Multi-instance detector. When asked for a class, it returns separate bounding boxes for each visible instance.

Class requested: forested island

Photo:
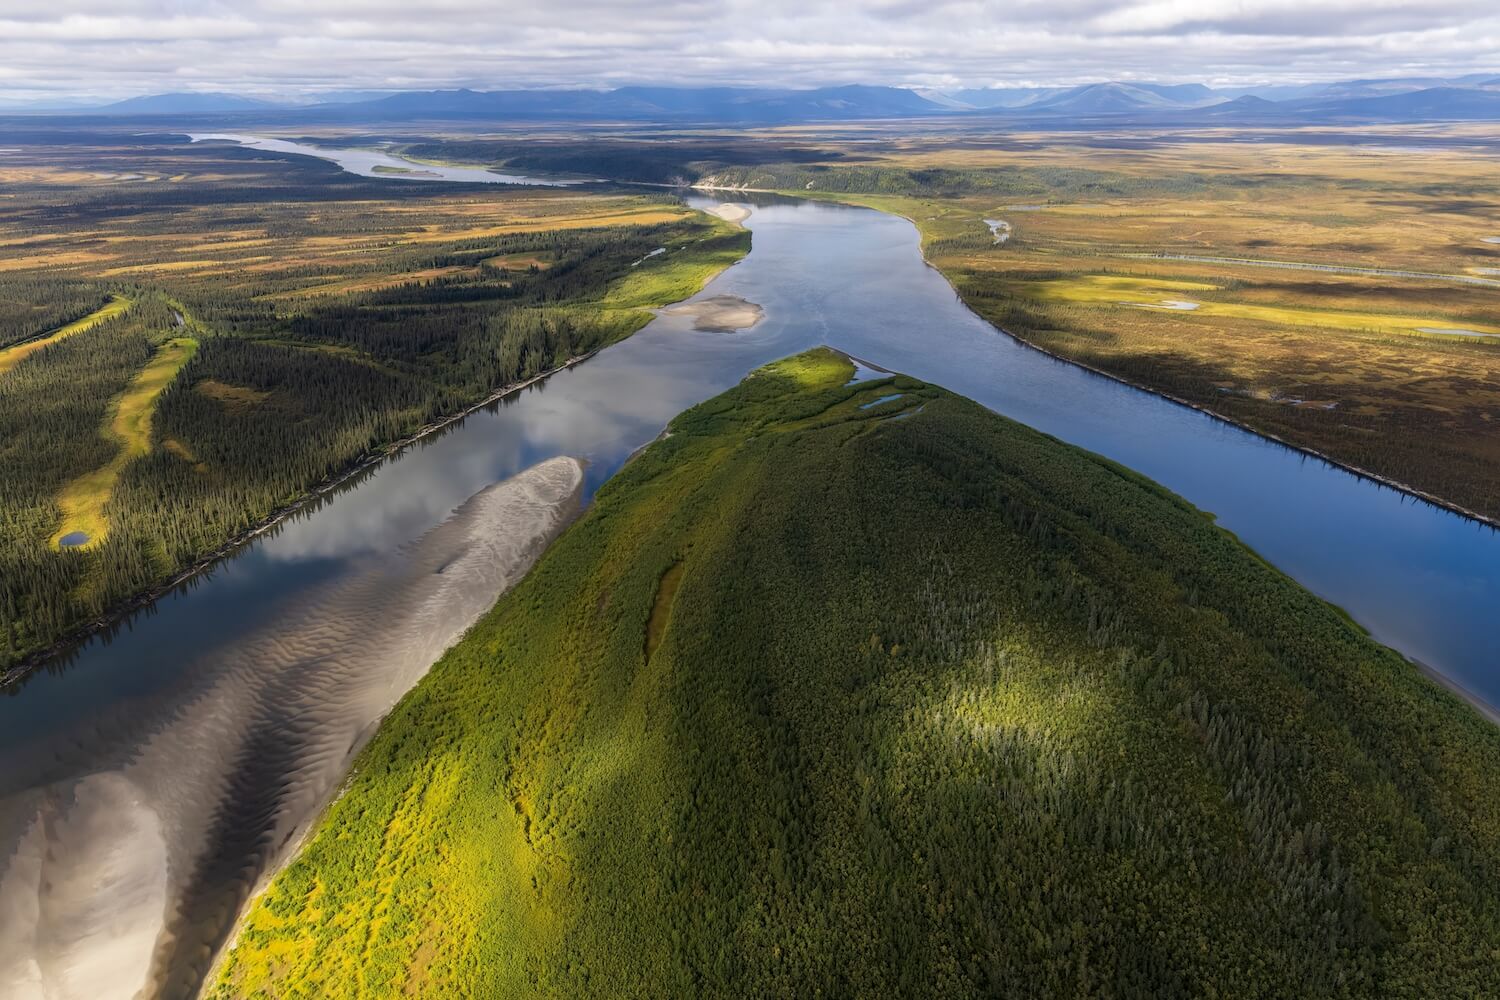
[212,350,1500,998]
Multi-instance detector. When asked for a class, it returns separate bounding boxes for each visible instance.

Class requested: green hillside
[212,349,1500,998]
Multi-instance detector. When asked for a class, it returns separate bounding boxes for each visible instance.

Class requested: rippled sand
[0,457,583,1000]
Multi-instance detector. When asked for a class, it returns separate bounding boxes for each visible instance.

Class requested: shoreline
[1,351,599,690]
[995,329,1500,532]
[856,199,1500,533]
[1412,656,1500,727]
[196,456,587,999]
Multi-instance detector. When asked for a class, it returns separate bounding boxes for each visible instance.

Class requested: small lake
[2,136,1498,1000]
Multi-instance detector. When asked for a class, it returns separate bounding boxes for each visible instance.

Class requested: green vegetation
[0,133,748,670]
[49,332,198,551]
[0,277,115,350]
[214,349,1500,998]
[0,293,132,374]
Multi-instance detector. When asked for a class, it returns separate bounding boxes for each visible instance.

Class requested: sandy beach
[707,202,752,224]
[660,294,765,332]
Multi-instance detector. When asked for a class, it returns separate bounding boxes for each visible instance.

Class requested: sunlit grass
[49,335,198,550]
[1019,273,1500,339]
[601,218,747,312]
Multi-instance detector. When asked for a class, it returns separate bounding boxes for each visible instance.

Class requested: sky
[1,0,1498,103]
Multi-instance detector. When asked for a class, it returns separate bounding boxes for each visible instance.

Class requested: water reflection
[0,460,583,999]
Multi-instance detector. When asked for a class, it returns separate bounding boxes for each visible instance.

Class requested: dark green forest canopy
[214,349,1500,999]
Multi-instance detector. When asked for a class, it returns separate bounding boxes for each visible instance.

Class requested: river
[1,136,1497,999]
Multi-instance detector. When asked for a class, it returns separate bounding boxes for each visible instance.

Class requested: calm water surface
[187,133,586,185]
[2,137,1497,999]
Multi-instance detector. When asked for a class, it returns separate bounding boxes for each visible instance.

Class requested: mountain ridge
[21,73,1500,123]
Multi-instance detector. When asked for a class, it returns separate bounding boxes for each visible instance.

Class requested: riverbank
[0,189,750,689]
[1,457,587,1000]
[806,191,1500,533]
[2,351,590,688]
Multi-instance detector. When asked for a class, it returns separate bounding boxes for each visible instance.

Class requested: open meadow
[0,131,746,671]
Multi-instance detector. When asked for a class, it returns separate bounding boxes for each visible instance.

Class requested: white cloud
[0,0,1496,101]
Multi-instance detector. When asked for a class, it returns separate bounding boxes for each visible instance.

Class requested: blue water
[859,393,905,409]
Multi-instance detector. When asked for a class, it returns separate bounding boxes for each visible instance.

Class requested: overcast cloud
[1,0,1498,101]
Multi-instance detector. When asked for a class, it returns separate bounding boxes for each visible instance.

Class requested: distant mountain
[943,76,1500,122]
[1310,77,1465,100]
[97,92,279,115]
[1199,95,1279,115]
[1297,86,1500,121]
[940,87,1065,109]
[328,85,948,122]
[1021,82,1223,114]
[1221,73,1500,103]
[1214,83,1329,102]
[0,97,98,112]
[1131,82,1221,105]
[17,74,1500,125]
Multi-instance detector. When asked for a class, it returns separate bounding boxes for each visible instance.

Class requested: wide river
[2,137,1497,999]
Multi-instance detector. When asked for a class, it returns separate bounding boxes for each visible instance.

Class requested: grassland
[213,349,1500,998]
[0,131,748,672]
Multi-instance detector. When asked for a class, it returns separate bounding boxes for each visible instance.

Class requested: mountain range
[14,73,1500,123]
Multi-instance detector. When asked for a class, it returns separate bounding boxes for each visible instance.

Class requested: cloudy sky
[2,0,1498,102]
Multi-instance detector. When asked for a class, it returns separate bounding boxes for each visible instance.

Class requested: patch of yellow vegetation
[196,379,270,409]
[1025,274,1500,339]
[267,265,477,301]
[645,562,686,661]
[0,250,114,273]
[51,337,199,550]
[162,437,196,462]
[403,208,692,244]
[0,295,132,375]
[100,259,227,277]
[481,253,553,271]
